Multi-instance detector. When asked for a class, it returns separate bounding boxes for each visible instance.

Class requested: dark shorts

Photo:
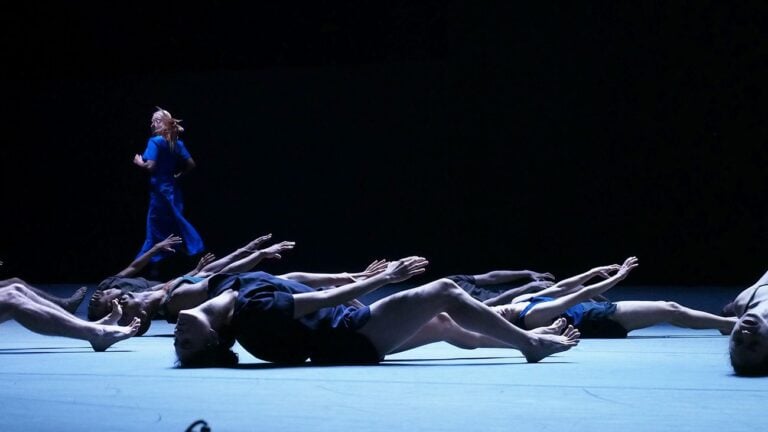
[576,302,628,338]
[447,275,505,302]
[308,306,381,365]
[310,330,383,365]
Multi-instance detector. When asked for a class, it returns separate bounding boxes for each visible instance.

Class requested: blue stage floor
[0,284,763,432]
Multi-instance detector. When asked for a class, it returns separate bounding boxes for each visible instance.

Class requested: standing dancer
[133,107,205,277]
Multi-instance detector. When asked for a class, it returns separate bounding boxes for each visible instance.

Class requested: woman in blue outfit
[173,256,582,367]
[494,257,736,338]
[133,107,205,270]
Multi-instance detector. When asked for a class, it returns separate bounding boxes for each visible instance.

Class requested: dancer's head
[173,294,238,368]
[150,107,184,144]
[87,287,122,321]
[729,307,768,376]
[115,291,161,336]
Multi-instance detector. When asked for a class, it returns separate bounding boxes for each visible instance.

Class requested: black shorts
[446,275,506,302]
[310,331,383,365]
[576,302,628,338]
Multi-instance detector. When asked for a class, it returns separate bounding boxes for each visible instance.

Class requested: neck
[201,291,237,331]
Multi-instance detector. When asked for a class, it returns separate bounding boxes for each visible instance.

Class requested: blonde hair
[151,107,184,153]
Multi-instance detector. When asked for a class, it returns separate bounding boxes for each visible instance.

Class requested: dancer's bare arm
[218,241,296,274]
[292,257,428,318]
[280,259,389,288]
[473,270,554,285]
[523,257,638,327]
[116,235,182,277]
[196,234,275,275]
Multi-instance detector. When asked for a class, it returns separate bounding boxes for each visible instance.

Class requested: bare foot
[90,317,141,352]
[523,326,580,363]
[96,299,122,325]
[64,286,88,314]
[530,317,567,335]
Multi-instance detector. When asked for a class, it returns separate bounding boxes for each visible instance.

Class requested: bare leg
[611,301,737,334]
[0,287,141,351]
[391,314,574,353]
[357,279,579,363]
[391,313,511,353]
[752,269,768,287]
[0,278,86,313]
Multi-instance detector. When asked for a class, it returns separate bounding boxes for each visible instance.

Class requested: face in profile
[117,292,151,335]
[88,288,122,320]
[729,311,768,375]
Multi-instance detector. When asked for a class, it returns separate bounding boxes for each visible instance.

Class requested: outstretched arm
[280,259,389,288]
[116,235,182,277]
[523,257,639,328]
[483,280,554,306]
[292,257,428,318]
[183,253,217,277]
[473,270,554,286]
[514,264,621,303]
[196,234,275,275]
[218,241,296,274]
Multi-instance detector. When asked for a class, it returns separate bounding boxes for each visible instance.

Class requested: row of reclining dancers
[2,107,765,376]
[2,232,766,375]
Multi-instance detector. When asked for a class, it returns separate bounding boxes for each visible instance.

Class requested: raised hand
[592,264,621,278]
[383,256,429,283]
[260,241,296,259]
[155,234,183,253]
[615,256,639,279]
[244,233,273,251]
[355,259,389,280]
[530,271,555,281]
[194,252,216,272]
[133,154,145,166]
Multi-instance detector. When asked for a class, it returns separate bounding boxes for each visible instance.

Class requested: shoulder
[148,136,166,146]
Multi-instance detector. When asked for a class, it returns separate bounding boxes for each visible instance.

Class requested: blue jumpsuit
[136,135,205,263]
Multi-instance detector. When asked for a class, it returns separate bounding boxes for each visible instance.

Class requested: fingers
[254,233,272,244]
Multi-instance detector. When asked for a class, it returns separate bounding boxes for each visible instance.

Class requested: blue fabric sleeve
[142,138,158,161]
[176,139,192,160]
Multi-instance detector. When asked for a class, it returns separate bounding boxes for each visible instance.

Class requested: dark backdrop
[3,2,768,286]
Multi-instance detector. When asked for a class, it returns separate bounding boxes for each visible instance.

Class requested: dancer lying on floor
[720,269,768,376]
[88,233,282,323]
[446,269,556,306]
[112,235,296,335]
[0,283,140,351]
[492,257,736,338]
[172,256,581,367]
[87,233,207,321]
[117,238,389,335]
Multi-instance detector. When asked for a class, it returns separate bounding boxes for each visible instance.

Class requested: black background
[3,1,768,286]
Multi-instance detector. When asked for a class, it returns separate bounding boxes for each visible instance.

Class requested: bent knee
[0,288,29,308]
[432,278,468,300]
[5,284,31,296]
[662,301,683,310]
[1,277,24,286]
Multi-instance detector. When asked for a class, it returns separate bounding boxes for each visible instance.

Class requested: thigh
[611,301,669,331]
[357,279,456,356]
